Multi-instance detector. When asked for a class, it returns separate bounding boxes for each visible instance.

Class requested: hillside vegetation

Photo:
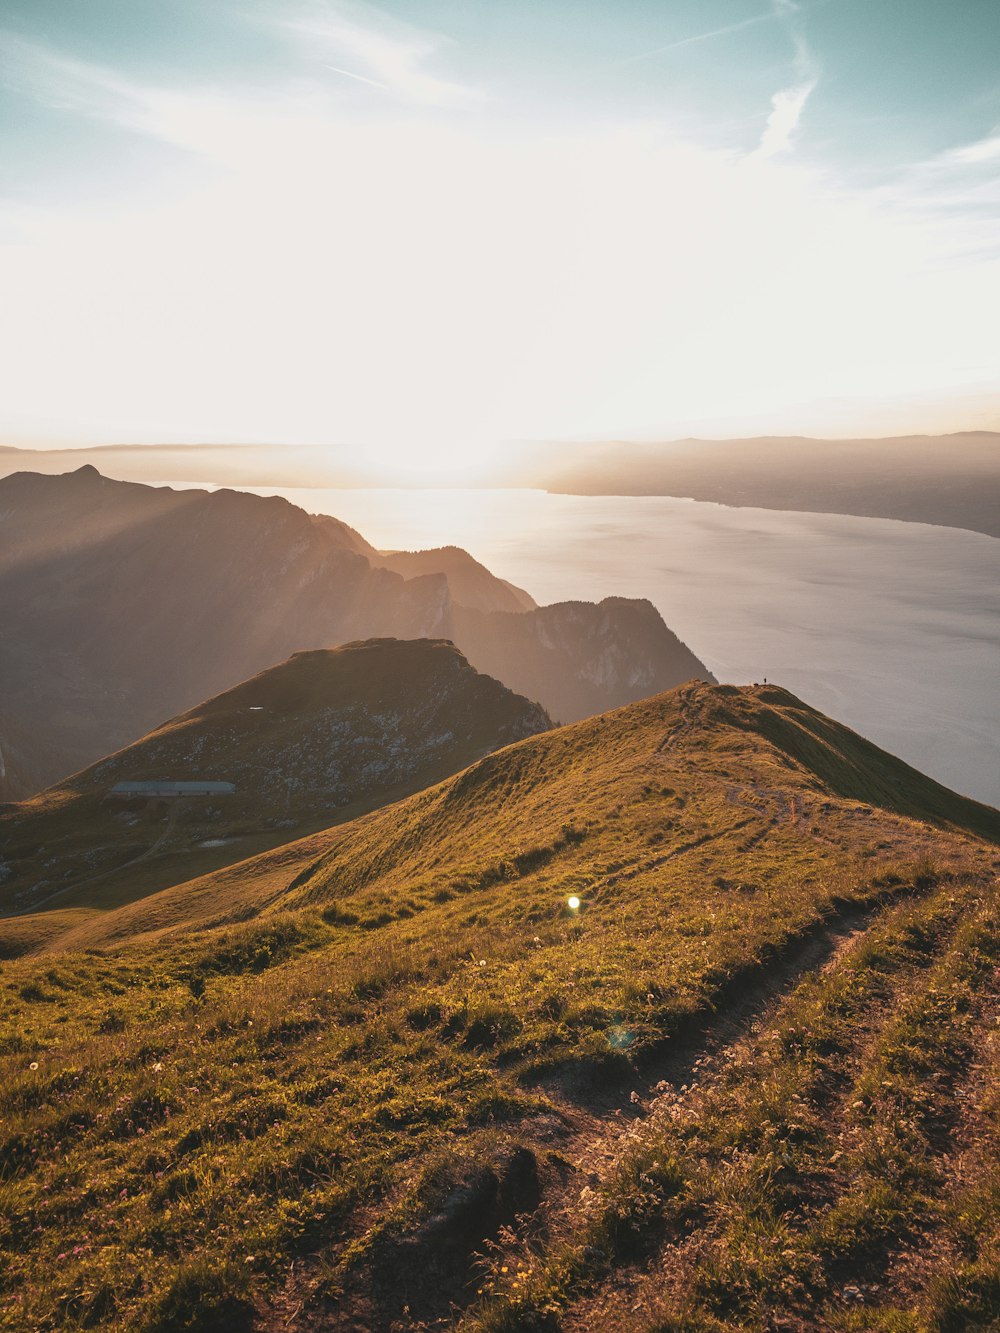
[0,683,997,1331]
[0,639,550,920]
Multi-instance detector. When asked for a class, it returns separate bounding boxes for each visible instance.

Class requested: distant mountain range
[510,430,1000,538]
[3,430,997,535]
[0,466,711,799]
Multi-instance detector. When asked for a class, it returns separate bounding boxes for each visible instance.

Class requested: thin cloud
[751,0,818,158]
[878,129,1000,258]
[946,132,1000,167]
[0,32,240,163]
[278,2,480,107]
[893,128,1000,197]
[617,11,778,65]
[755,77,816,157]
[0,10,478,183]
[0,32,138,122]
[324,63,388,91]
[0,4,482,131]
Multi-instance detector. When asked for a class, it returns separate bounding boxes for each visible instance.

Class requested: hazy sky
[2,0,1000,472]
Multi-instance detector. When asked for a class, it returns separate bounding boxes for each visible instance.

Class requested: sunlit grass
[0,684,997,1328]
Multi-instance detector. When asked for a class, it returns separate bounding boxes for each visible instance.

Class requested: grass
[0,681,997,1329]
[471,877,1000,1331]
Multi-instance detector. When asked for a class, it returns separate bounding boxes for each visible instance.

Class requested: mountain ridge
[3,431,997,535]
[0,468,712,799]
[521,431,1000,537]
[0,638,552,921]
[13,678,996,954]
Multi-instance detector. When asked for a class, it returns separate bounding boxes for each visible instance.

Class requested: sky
[2,0,1000,475]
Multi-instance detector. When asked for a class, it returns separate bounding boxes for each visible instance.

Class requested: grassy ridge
[0,683,997,1329]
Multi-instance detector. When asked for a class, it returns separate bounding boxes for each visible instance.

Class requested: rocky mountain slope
[451,595,706,724]
[1,681,997,1330]
[0,638,550,918]
[375,546,537,614]
[0,467,711,799]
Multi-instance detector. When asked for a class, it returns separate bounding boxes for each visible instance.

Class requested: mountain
[5,433,998,536]
[512,431,1000,537]
[0,442,381,489]
[375,546,537,614]
[2,681,997,1331]
[0,467,711,799]
[0,638,550,918]
[6,432,999,538]
[450,595,708,725]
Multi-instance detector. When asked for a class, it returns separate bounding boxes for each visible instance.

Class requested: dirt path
[530,912,876,1332]
[261,902,880,1333]
[528,903,876,1220]
[656,683,706,753]
[554,893,994,1332]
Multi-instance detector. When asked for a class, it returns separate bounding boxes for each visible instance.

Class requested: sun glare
[2,101,997,461]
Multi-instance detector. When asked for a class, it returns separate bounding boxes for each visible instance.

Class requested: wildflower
[152,1062,163,1072]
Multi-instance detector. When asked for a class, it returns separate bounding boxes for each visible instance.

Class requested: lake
[236,487,998,807]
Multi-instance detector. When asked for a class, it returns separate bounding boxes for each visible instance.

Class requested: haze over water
[238,486,1000,807]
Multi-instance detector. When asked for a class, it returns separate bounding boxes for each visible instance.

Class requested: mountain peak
[0,639,552,915]
[197,637,512,718]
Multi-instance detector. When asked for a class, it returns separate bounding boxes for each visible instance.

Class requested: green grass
[0,682,997,1329]
[472,877,1000,1331]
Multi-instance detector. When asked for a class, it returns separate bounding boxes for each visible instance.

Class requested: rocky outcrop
[450,596,712,724]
